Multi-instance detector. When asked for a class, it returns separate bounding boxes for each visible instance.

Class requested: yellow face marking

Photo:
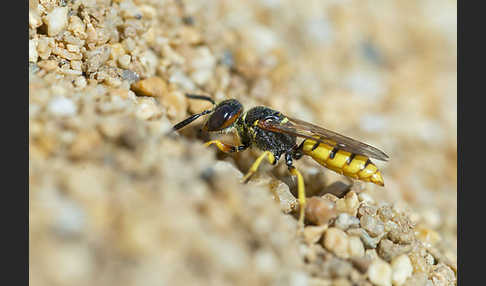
[281,117,289,124]
[253,120,259,126]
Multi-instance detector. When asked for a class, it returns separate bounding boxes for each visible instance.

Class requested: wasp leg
[205,140,248,153]
[241,151,276,183]
[286,153,306,228]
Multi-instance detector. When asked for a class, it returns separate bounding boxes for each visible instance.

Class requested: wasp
[171,94,389,226]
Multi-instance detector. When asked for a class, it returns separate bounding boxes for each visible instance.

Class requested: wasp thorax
[204,99,243,132]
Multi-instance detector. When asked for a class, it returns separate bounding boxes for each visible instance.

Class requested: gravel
[29,0,456,285]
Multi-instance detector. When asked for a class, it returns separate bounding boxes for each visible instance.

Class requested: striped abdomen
[301,139,384,186]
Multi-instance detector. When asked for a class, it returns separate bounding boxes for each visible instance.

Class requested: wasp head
[203,99,243,132]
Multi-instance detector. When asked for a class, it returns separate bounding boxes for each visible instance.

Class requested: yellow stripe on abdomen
[301,139,384,186]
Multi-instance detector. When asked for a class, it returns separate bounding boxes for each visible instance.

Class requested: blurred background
[30,0,456,285]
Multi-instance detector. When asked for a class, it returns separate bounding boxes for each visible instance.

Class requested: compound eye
[205,100,242,131]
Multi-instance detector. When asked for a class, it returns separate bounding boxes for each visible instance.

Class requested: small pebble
[85,46,111,73]
[335,191,359,216]
[190,46,216,85]
[29,10,43,29]
[377,206,394,222]
[348,236,365,258]
[44,7,68,36]
[347,228,382,249]
[334,213,360,230]
[328,257,353,278]
[47,97,77,117]
[358,204,378,218]
[69,130,102,159]
[139,50,159,76]
[377,239,412,262]
[391,254,413,286]
[350,256,372,274]
[332,278,352,286]
[321,193,339,203]
[68,15,86,38]
[402,273,431,286]
[109,43,125,60]
[131,76,168,98]
[408,251,430,274]
[269,179,296,214]
[388,228,415,245]
[70,60,82,71]
[323,227,349,259]
[36,36,54,60]
[360,215,385,237]
[29,39,38,63]
[118,54,132,69]
[303,225,328,245]
[430,263,456,286]
[368,259,392,286]
[135,97,161,120]
[305,196,337,225]
[365,249,379,260]
[358,192,375,204]
[53,199,86,237]
[122,70,140,83]
[159,90,187,121]
[415,227,441,247]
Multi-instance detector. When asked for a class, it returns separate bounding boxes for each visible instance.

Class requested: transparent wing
[257,115,389,161]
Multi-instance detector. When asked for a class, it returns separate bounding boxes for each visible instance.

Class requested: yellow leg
[241,151,275,183]
[204,140,234,153]
[288,166,306,227]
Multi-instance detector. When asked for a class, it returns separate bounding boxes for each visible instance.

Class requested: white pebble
[391,254,413,286]
[139,50,158,75]
[118,54,131,69]
[135,98,161,120]
[368,259,392,286]
[335,213,360,230]
[48,97,77,117]
[29,39,38,63]
[348,236,365,258]
[323,227,349,259]
[55,200,86,236]
[336,191,360,216]
[169,69,195,90]
[44,7,68,36]
[358,192,375,204]
[190,47,216,85]
[29,10,43,29]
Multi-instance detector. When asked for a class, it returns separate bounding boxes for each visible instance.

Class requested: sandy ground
[29,0,456,285]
